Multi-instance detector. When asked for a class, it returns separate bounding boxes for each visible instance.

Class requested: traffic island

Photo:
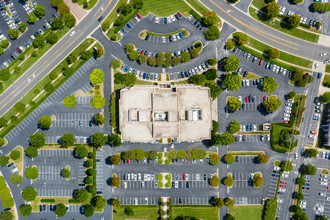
[157,173,172,189]
[253,172,263,188]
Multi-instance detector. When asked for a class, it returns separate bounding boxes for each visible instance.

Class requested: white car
[327,197,330,201]
[145,197,148,204]
[286,103,292,107]
[70,31,76,36]
[315,63,319,69]
[321,182,327,185]
[155,17,159,23]
[283,117,290,121]
[124,181,127,189]
[313,113,320,117]
[320,192,326,196]
[31,35,35,40]
[285,110,291,114]
[279,188,286,192]
[170,15,175,22]
[162,36,165,43]
[284,113,290,117]
[134,16,140,22]
[253,125,257,131]
[167,17,171,23]
[134,198,138,205]
[238,96,242,102]
[127,174,130,181]
[285,106,292,110]
[308,135,314,139]
[246,80,250,86]
[175,181,178,188]
[188,15,193,20]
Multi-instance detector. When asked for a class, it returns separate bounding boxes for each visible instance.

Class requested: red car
[136,13,141,19]
[141,50,144,54]
[16,47,21,53]
[127,159,130,164]
[310,131,317,134]
[283,181,287,184]
[259,59,263,66]
[283,121,289,124]
[182,173,185,180]
[283,185,286,188]
[263,96,267,101]
[280,185,283,187]
[245,96,248,102]
[177,11,182,17]
[280,181,283,184]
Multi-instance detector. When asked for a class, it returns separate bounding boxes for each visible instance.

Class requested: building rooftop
[119,85,212,143]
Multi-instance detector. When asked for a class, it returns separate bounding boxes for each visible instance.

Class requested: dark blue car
[179,32,184,39]
[184,72,189,77]
[164,17,167,24]
[126,24,131,29]
[143,73,146,79]
[124,66,129,72]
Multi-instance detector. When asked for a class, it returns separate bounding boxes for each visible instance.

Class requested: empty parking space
[235,134,269,143]
[37,165,65,181]
[39,149,73,158]
[96,149,104,192]
[37,188,73,197]
[52,113,94,128]
[235,156,254,164]
[232,172,251,189]
[233,196,263,205]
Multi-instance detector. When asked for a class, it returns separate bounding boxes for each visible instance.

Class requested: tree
[225,214,235,220]
[33,4,46,17]
[295,192,304,200]
[287,91,296,99]
[27,13,37,23]
[169,150,178,160]
[147,56,156,66]
[110,154,121,165]
[58,1,70,15]
[265,2,279,18]
[111,176,121,187]
[101,20,110,32]
[181,52,191,63]
[19,23,27,33]
[55,203,67,217]
[138,54,147,64]
[61,168,70,178]
[46,31,58,44]
[315,216,329,220]
[117,4,132,15]
[0,40,9,49]
[63,13,76,28]
[205,25,220,40]
[44,82,54,93]
[84,204,94,217]
[50,0,63,7]
[189,74,206,85]
[22,187,37,201]
[96,48,104,58]
[319,92,330,103]
[279,160,293,172]
[223,73,241,91]
[63,95,77,108]
[76,146,88,158]
[229,119,240,133]
[233,32,248,45]
[124,43,135,53]
[213,197,224,207]
[85,160,93,168]
[224,175,234,187]
[91,195,107,209]
[223,56,240,72]
[0,156,9,166]
[224,153,235,164]
[0,211,13,220]
[108,134,122,146]
[111,59,121,69]
[92,132,107,148]
[91,96,106,108]
[253,174,263,187]
[52,17,64,30]
[25,166,39,179]
[263,96,281,112]
[266,48,280,59]
[263,76,278,93]
[25,146,38,158]
[204,68,217,80]
[190,48,199,59]
[202,11,217,26]
[94,114,106,125]
[305,148,318,158]
[132,0,143,9]
[313,2,330,12]
[20,204,32,217]
[0,68,10,81]
[227,97,241,111]
[225,198,234,207]
[0,137,5,146]
[287,14,300,29]
[10,174,23,185]
[112,198,121,208]
[29,132,45,148]
[33,35,45,48]
[297,176,306,186]
[208,153,219,166]
[60,133,75,147]
[222,132,235,145]
[293,0,303,3]
[128,50,139,61]
[226,39,236,50]
[13,102,25,114]
[177,150,186,159]
[210,175,220,187]
[258,154,269,163]
[301,163,317,175]
[38,116,52,129]
[67,53,77,64]
[124,206,134,216]
[74,189,88,202]
[9,150,20,161]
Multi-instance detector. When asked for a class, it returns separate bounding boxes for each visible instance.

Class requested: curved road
[201,0,330,61]
[0,0,118,118]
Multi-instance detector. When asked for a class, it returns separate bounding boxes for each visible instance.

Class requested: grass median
[229,205,263,220]
[139,0,191,17]
[0,38,98,138]
[76,0,98,10]
[326,65,330,73]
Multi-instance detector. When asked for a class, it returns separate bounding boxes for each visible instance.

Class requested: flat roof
[119,85,212,143]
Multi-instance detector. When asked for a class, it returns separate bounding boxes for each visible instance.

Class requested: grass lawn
[249,8,319,43]
[231,151,263,156]
[186,0,208,14]
[274,160,281,166]
[172,206,219,220]
[251,0,267,9]
[270,123,293,153]
[146,28,187,36]
[321,169,329,175]
[139,0,191,17]
[8,146,23,175]
[326,65,330,73]
[247,37,313,68]
[113,206,159,220]
[229,205,263,220]
[322,74,330,87]
[174,79,189,84]
[76,0,98,9]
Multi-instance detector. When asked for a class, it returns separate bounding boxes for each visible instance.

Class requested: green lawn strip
[274,160,280,166]
[113,205,159,220]
[172,206,219,220]
[275,171,282,199]
[0,39,97,138]
[229,205,263,220]
[76,0,98,9]
[237,44,306,72]
[146,28,185,36]
[270,123,292,153]
[249,8,319,43]
[185,0,208,14]
[0,176,14,209]
[139,0,191,17]
[113,9,139,34]
[1,28,69,95]
[326,65,330,73]
[174,79,189,84]
[247,37,313,68]
[103,0,127,32]
[251,0,267,9]
[230,151,263,156]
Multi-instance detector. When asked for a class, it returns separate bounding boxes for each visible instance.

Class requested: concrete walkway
[64,0,87,21]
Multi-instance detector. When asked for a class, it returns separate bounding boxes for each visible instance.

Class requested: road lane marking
[97,0,114,19]
[0,31,84,112]
[208,0,298,50]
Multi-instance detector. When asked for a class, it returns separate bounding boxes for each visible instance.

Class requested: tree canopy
[229,119,240,133]
[213,197,224,207]
[108,134,122,146]
[223,55,240,72]
[74,189,89,202]
[224,175,234,187]
[76,146,88,158]
[233,32,248,45]
[89,69,104,84]
[263,96,281,112]
[10,174,23,185]
[319,92,330,103]
[279,160,293,172]
[266,48,280,59]
[39,116,52,129]
[61,133,75,147]
[227,97,241,111]
[202,11,217,26]
[263,76,278,93]
[204,26,220,40]
[33,4,46,17]
[84,204,95,217]
[25,166,39,180]
[301,163,317,175]
[92,132,107,148]
[225,198,234,207]
[25,146,38,158]
[210,175,220,187]
[223,73,241,91]
[287,15,300,28]
[29,132,46,148]
[63,95,77,108]
[55,203,67,217]
[22,187,37,201]
[305,149,318,158]
[90,96,106,108]
[265,2,280,18]
[224,153,235,164]
[91,195,107,209]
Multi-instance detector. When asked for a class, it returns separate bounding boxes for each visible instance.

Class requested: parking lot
[38,204,83,213]
[52,112,95,128]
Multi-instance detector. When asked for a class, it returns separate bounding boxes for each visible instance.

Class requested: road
[0,0,118,118]
[201,0,330,61]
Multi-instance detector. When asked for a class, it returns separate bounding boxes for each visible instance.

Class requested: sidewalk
[64,0,87,21]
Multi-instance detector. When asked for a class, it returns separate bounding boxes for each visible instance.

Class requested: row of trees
[291,70,313,87]
[114,72,137,87]
[202,11,221,40]
[224,153,269,164]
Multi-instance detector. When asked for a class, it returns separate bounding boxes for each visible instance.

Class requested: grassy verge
[0,39,99,138]
[326,65,330,73]
[113,205,159,220]
[274,160,280,166]
[139,0,191,17]
[173,206,219,220]
[229,205,263,220]
[174,79,189,84]
[76,0,98,9]
[1,28,69,95]
[249,8,319,43]
[275,171,282,199]
[185,0,208,14]
[145,28,187,36]
[324,75,330,87]
[247,37,313,68]
[230,151,263,156]
[8,146,23,175]
[251,0,267,9]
